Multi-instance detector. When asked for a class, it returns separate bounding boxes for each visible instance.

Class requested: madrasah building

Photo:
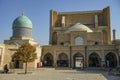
[0,6,120,69]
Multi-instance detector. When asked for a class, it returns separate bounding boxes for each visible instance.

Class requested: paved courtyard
[0,68,120,80]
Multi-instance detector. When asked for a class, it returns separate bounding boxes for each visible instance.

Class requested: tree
[12,43,37,74]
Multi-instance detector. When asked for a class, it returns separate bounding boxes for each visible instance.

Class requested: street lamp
[85,45,87,68]
[70,46,72,68]
[0,47,3,66]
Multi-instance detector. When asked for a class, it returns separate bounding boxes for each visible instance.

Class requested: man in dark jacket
[4,64,9,73]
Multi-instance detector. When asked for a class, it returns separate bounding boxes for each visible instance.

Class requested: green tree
[12,43,37,74]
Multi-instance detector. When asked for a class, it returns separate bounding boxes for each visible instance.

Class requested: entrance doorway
[11,58,23,69]
[89,53,101,67]
[43,53,53,67]
[14,60,19,68]
[73,53,84,69]
[57,53,68,67]
[105,52,117,67]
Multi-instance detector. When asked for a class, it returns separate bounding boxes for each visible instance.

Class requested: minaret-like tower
[113,29,116,41]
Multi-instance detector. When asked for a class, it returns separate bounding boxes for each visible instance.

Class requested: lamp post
[115,45,120,67]
[0,47,3,66]
[85,45,87,68]
[70,46,72,68]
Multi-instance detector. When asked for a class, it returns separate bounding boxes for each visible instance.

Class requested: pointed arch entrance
[73,53,84,69]
[43,53,53,67]
[89,53,101,67]
[57,53,68,67]
[105,52,117,67]
[10,58,23,69]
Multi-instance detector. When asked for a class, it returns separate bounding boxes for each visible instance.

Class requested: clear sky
[0,0,120,45]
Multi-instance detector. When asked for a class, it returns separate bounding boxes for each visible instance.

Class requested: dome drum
[13,27,32,38]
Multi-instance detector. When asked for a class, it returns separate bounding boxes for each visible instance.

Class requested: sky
[0,0,120,45]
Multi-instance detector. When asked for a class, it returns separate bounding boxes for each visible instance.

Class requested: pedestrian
[4,64,9,73]
[44,60,47,66]
[106,60,109,67]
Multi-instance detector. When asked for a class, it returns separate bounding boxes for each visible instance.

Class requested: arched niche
[89,53,101,67]
[57,53,68,67]
[43,53,53,67]
[105,52,117,67]
[75,36,83,45]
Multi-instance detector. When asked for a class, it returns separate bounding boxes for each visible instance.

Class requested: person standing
[4,64,9,73]
[106,60,109,67]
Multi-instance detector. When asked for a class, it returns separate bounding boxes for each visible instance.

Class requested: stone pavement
[0,68,120,80]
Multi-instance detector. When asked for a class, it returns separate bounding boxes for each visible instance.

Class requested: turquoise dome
[13,15,32,28]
